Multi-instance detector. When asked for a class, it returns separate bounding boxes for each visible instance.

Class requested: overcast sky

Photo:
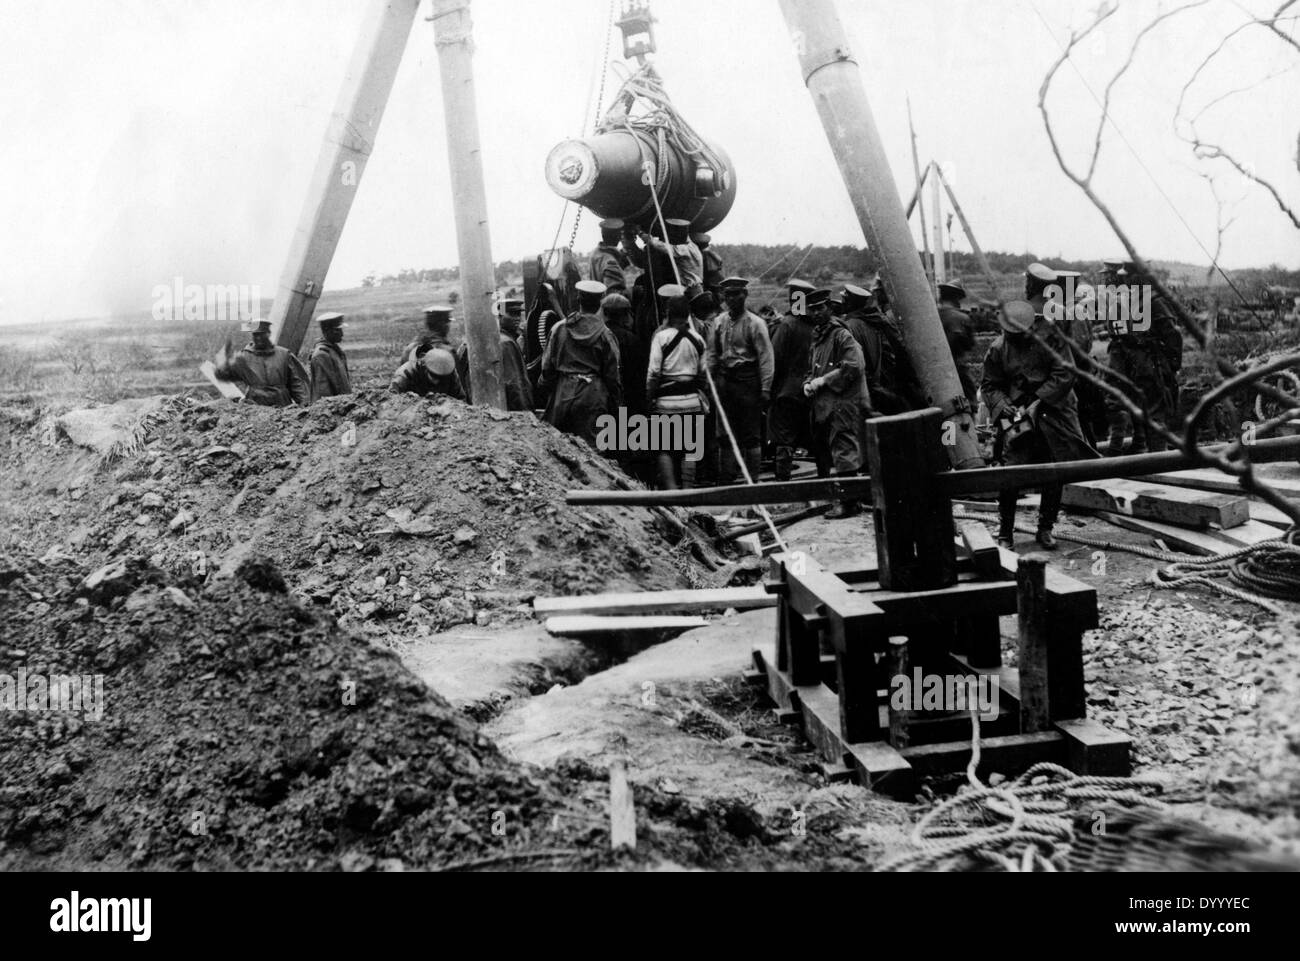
[0,0,1295,325]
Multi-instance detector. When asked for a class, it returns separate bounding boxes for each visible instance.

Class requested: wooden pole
[777,0,981,469]
[930,162,947,285]
[432,0,506,410]
[903,160,929,221]
[270,0,422,353]
[566,434,1300,507]
[933,163,1002,308]
[907,97,935,296]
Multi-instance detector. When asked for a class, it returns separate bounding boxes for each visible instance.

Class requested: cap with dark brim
[720,277,750,290]
[599,219,624,231]
[657,284,686,299]
[786,278,815,294]
[241,319,273,333]
[576,280,608,297]
[423,305,453,317]
[316,312,346,328]
[937,282,967,299]
[805,289,833,308]
[1026,263,1058,283]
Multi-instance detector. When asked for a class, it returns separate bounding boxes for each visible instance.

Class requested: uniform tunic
[538,312,622,448]
[309,340,351,403]
[218,344,309,407]
[768,313,816,455]
[806,320,870,477]
[589,245,628,293]
[708,308,775,452]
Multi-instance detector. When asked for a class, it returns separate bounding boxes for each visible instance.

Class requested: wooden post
[930,161,946,285]
[432,0,506,410]
[907,99,935,296]
[835,631,880,744]
[609,759,636,851]
[933,163,1002,312]
[1016,556,1051,733]
[886,635,910,749]
[270,0,422,353]
[866,408,957,592]
[777,0,982,469]
[790,610,827,687]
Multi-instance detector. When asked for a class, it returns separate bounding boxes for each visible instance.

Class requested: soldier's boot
[997,490,1018,549]
[773,446,795,482]
[744,447,762,484]
[1037,484,1062,550]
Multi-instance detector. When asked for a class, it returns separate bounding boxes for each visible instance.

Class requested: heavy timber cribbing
[566,433,1300,508]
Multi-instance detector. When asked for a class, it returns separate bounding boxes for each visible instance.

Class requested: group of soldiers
[982,258,1183,549]
[212,227,1184,545]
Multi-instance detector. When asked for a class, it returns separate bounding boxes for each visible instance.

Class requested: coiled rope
[881,713,1168,872]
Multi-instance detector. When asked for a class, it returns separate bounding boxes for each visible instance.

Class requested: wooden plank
[1062,478,1249,530]
[608,759,636,851]
[1016,557,1051,734]
[1137,468,1300,498]
[845,742,915,797]
[900,731,1064,777]
[960,523,1003,580]
[1211,519,1284,549]
[544,615,707,636]
[534,586,775,617]
[1054,719,1131,777]
[1249,500,1296,529]
[1095,511,1239,556]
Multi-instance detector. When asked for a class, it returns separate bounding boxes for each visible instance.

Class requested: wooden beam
[1136,467,1300,498]
[567,437,1300,507]
[1016,556,1051,734]
[1054,719,1131,777]
[900,731,1065,777]
[1096,511,1241,556]
[534,586,775,618]
[960,522,1003,580]
[544,615,708,636]
[1210,519,1285,549]
[1062,478,1250,530]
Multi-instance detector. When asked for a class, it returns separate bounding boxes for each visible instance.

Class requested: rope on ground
[881,710,1168,872]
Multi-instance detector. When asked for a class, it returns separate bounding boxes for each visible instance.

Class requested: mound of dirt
[0,390,705,644]
[0,549,607,870]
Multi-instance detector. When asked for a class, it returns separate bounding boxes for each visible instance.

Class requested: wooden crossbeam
[544,615,708,636]
[534,586,775,618]
[1062,478,1249,530]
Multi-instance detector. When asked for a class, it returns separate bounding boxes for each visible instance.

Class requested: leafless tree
[1036,0,1300,525]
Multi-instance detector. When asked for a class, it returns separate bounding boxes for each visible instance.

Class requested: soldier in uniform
[309,312,351,403]
[214,318,310,407]
[623,221,676,343]
[804,289,872,518]
[390,340,464,399]
[403,305,457,364]
[590,219,629,294]
[708,277,774,484]
[843,283,918,414]
[768,281,818,481]
[646,291,710,490]
[694,233,724,300]
[539,280,622,448]
[642,218,703,289]
[937,281,977,408]
[982,301,1098,550]
[456,299,533,411]
[1101,261,1181,454]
